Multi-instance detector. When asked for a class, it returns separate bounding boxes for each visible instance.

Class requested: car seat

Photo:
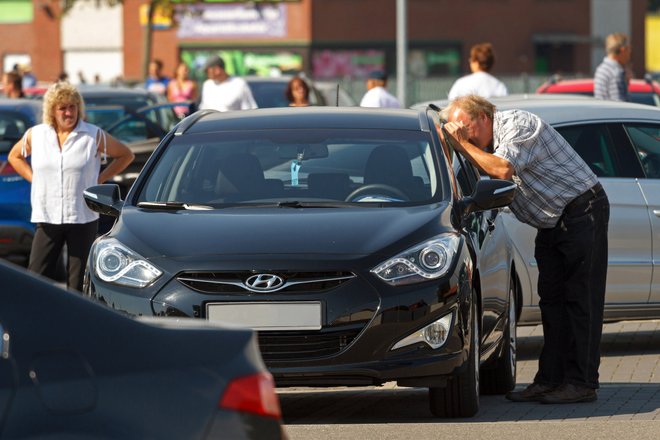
[2,122,20,140]
[215,153,282,201]
[363,145,426,200]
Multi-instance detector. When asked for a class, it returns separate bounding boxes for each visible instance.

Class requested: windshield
[136,129,444,206]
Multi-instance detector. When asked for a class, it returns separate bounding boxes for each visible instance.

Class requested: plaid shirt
[492,110,598,229]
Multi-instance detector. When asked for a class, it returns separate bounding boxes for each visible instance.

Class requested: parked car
[0,260,286,438]
[80,85,168,129]
[82,106,518,418]
[414,95,660,325]
[86,102,192,196]
[314,81,357,106]
[536,76,660,107]
[245,75,327,107]
[0,98,42,267]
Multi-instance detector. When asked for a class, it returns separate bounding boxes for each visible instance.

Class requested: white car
[414,95,660,325]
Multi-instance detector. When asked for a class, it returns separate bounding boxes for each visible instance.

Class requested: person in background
[145,58,170,96]
[285,76,310,107]
[360,70,401,108]
[7,82,134,291]
[57,71,69,83]
[167,62,198,118]
[440,94,609,404]
[199,55,257,112]
[448,42,508,100]
[594,32,631,101]
[20,64,37,89]
[2,71,25,98]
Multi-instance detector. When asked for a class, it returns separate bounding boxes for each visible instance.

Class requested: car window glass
[630,93,660,107]
[137,129,443,205]
[85,108,126,130]
[556,124,643,178]
[0,112,29,153]
[624,124,660,178]
[109,118,149,143]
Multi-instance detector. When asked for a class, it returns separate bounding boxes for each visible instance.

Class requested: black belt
[565,182,603,212]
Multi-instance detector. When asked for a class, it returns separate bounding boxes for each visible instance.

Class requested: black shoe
[538,383,597,404]
[505,383,556,402]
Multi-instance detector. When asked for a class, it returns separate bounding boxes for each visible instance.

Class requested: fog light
[391,312,454,351]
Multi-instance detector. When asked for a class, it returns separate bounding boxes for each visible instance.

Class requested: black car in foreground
[83,107,518,417]
[0,261,285,439]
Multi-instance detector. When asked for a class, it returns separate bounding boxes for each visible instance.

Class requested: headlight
[371,234,460,286]
[93,238,162,288]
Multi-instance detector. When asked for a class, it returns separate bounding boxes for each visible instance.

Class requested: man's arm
[439,122,515,180]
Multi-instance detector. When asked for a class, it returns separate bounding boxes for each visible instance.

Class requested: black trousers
[28,221,98,292]
[533,186,610,389]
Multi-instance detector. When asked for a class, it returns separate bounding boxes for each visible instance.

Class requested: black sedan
[0,260,286,438]
[83,106,518,418]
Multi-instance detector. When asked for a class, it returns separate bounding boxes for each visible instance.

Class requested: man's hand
[444,121,469,148]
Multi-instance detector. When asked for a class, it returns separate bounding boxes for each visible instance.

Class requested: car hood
[112,204,452,260]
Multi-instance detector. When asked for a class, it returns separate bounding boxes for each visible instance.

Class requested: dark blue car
[0,98,41,267]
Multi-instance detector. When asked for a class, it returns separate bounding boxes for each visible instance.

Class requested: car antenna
[335,84,339,106]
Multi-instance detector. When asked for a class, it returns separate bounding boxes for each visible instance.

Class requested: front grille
[177,270,355,294]
[258,324,363,362]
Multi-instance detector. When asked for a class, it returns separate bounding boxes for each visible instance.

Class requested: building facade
[0,0,647,87]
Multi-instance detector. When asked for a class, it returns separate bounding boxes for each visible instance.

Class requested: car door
[622,122,660,303]
[452,153,510,346]
[556,122,651,305]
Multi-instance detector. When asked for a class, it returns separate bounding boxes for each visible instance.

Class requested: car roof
[411,94,660,125]
[0,98,43,121]
[489,95,660,125]
[181,106,430,134]
[411,93,594,110]
[78,85,156,97]
[538,78,660,93]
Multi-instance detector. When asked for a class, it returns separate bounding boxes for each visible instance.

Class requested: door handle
[486,218,496,232]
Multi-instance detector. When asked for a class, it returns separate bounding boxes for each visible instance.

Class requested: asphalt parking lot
[279,320,660,439]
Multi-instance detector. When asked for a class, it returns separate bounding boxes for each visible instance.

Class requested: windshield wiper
[277,201,348,208]
[137,201,213,211]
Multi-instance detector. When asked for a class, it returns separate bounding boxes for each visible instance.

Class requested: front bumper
[85,257,473,387]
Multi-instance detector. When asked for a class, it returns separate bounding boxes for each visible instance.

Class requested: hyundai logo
[244,274,285,292]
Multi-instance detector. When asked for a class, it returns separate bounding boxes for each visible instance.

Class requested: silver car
[416,96,660,325]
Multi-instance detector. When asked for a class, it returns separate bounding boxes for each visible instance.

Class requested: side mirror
[83,184,124,218]
[460,178,517,217]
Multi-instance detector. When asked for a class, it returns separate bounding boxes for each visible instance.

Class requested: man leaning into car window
[439,94,610,404]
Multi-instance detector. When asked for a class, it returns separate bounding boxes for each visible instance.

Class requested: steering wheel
[345,183,409,202]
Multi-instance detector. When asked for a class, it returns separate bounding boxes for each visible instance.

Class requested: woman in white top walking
[448,42,508,101]
[8,81,134,291]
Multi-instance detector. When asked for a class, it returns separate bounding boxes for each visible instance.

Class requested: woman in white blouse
[8,81,134,291]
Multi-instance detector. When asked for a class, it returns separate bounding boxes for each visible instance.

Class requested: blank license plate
[206,301,322,330]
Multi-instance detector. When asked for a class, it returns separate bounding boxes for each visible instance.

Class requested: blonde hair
[42,81,85,127]
[605,33,629,55]
[443,94,496,121]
